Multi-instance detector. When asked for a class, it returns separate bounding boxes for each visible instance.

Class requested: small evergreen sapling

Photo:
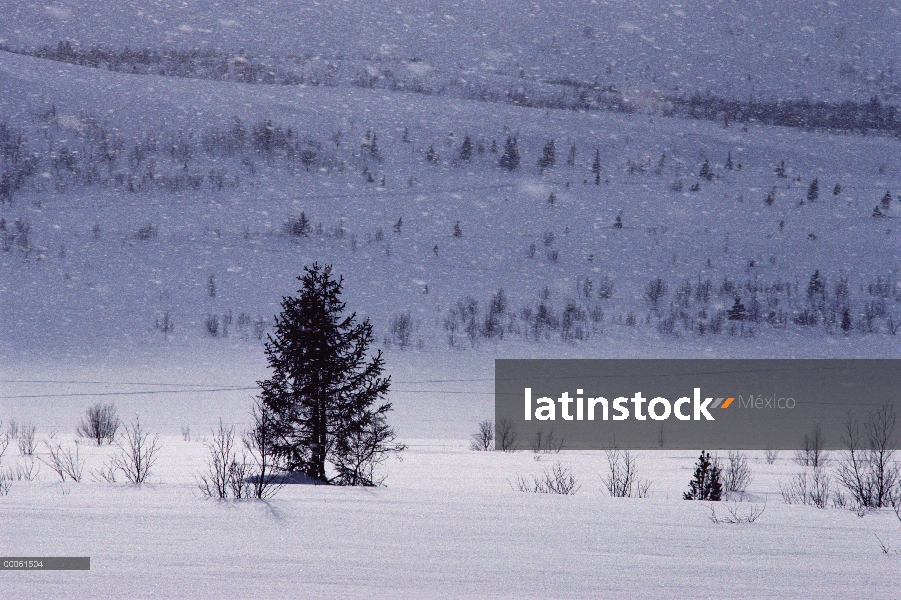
[684,451,723,501]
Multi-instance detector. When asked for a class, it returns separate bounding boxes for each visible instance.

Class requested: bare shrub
[40,441,84,483]
[795,423,826,467]
[76,403,120,445]
[0,475,9,496]
[198,420,250,499]
[779,467,832,508]
[181,425,191,442]
[603,446,650,498]
[330,414,405,487]
[111,416,160,484]
[470,420,494,451]
[529,427,563,453]
[835,406,899,508]
[722,451,752,493]
[0,426,8,463]
[514,463,579,495]
[496,418,519,452]
[242,399,284,499]
[5,457,40,481]
[16,422,37,456]
[708,500,766,524]
[389,312,413,349]
[90,462,118,483]
[764,448,780,464]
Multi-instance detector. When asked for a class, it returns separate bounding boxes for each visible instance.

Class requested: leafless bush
[795,423,827,467]
[241,399,284,499]
[779,467,832,508]
[0,475,9,496]
[0,427,8,463]
[181,426,191,442]
[722,451,752,493]
[764,448,780,464]
[76,402,120,445]
[40,441,84,483]
[4,457,40,481]
[514,463,579,495]
[470,420,494,451]
[603,446,650,498]
[198,420,249,499]
[90,462,118,483]
[529,427,563,453]
[496,418,519,452]
[111,416,160,484]
[16,422,36,456]
[708,500,766,524]
[835,406,899,508]
[389,312,413,349]
[330,414,405,487]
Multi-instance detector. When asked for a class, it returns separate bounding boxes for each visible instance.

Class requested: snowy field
[1,437,900,598]
[2,1,901,597]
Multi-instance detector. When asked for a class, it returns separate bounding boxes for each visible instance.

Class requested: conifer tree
[727,298,747,321]
[683,451,723,500]
[499,137,520,171]
[460,135,473,161]
[807,178,819,203]
[257,264,402,485]
[537,139,555,169]
[881,190,891,210]
[592,149,601,185]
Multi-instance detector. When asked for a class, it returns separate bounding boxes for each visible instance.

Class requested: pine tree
[426,145,438,163]
[775,160,787,178]
[592,149,601,185]
[683,451,723,501]
[881,190,891,210]
[460,135,473,161]
[727,298,747,321]
[700,159,713,181]
[369,132,379,158]
[499,137,520,171]
[725,150,733,170]
[537,139,555,169]
[807,178,819,203]
[841,308,852,332]
[807,270,825,300]
[833,183,841,196]
[257,264,403,485]
[567,144,576,166]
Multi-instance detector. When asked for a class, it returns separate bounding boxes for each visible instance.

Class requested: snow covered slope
[2,0,901,103]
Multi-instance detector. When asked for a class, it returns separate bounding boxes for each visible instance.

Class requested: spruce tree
[881,190,891,210]
[683,451,723,500]
[258,264,402,485]
[537,139,555,169]
[460,135,473,161]
[807,178,819,203]
[727,298,747,321]
[592,149,601,185]
[499,137,520,171]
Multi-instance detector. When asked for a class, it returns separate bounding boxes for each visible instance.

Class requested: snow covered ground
[2,438,900,598]
[2,1,901,597]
